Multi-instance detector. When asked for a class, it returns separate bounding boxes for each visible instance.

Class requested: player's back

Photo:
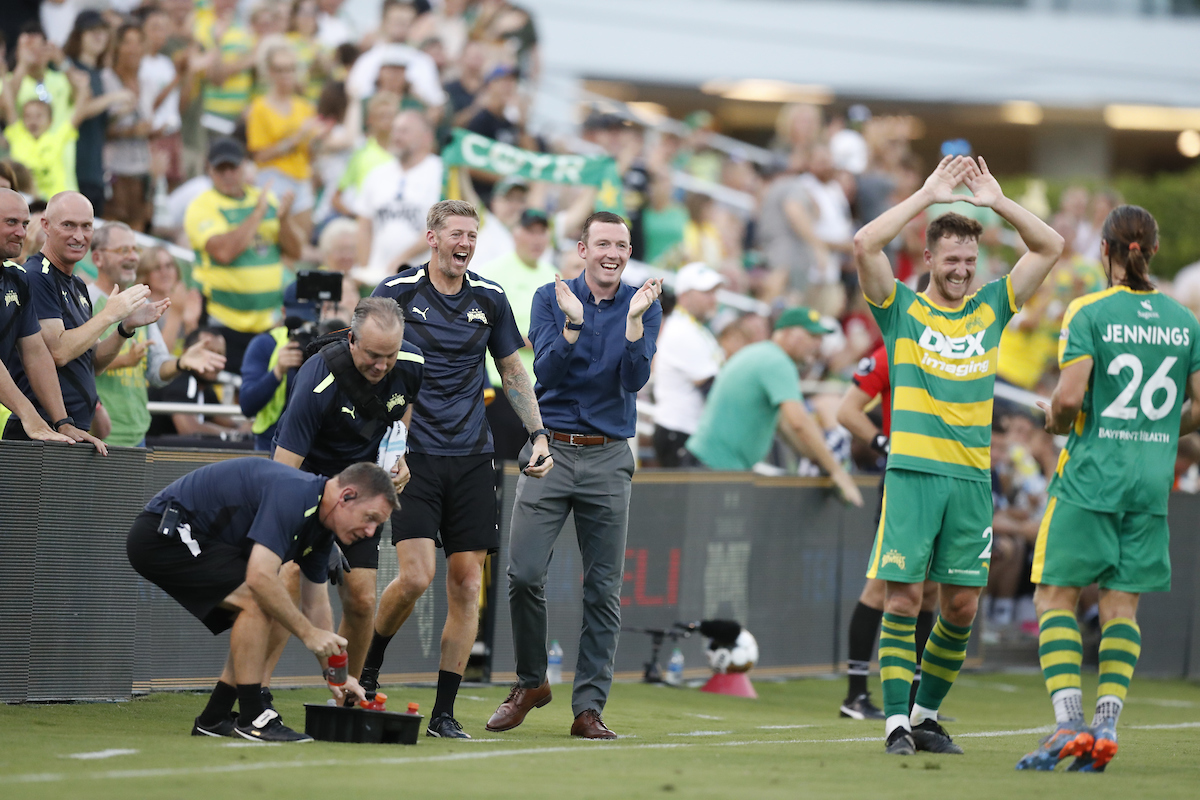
[1052,287,1200,514]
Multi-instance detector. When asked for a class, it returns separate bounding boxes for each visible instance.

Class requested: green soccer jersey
[867,277,1019,482]
[1050,287,1200,515]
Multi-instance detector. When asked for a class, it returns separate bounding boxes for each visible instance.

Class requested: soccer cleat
[260,687,276,712]
[840,692,886,720]
[191,712,238,738]
[885,727,916,755]
[359,665,381,696]
[426,712,471,739]
[911,719,964,754]
[1068,718,1118,772]
[1014,721,1093,771]
[234,709,313,743]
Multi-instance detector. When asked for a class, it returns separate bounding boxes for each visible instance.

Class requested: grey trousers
[507,438,634,717]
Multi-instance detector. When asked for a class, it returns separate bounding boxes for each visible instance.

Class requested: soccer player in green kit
[1017,205,1200,772]
[854,155,1064,756]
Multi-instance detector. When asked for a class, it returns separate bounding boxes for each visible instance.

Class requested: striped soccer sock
[1095,617,1141,725]
[1037,609,1084,723]
[879,612,917,731]
[911,616,971,723]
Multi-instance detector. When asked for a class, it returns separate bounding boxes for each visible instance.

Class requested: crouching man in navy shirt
[126,459,398,742]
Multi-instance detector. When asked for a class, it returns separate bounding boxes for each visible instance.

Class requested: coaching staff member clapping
[126,459,397,742]
[487,211,662,740]
[271,297,423,682]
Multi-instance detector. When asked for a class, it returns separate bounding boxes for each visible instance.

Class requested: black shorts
[341,526,381,570]
[125,510,247,634]
[391,452,499,555]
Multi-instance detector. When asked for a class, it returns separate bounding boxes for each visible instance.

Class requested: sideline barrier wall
[2,442,1196,701]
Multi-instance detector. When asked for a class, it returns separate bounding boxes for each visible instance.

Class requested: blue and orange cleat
[1015,722,1094,771]
[1067,718,1117,773]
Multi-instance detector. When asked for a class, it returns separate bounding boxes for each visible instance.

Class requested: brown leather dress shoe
[570,709,617,739]
[486,682,552,732]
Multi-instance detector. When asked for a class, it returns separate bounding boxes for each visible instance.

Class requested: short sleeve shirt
[852,344,891,437]
[273,340,425,476]
[0,260,40,368]
[868,277,1018,482]
[1050,287,1200,514]
[372,265,524,456]
[685,340,801,470]
[145,458,334,583]
[4,121,78,200]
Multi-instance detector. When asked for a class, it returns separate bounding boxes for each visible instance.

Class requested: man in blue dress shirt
[486,211,663,740]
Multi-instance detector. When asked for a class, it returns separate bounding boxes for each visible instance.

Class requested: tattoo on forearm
[500,358,543,430]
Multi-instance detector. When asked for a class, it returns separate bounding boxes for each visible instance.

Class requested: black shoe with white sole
[191,713,238,738]
[234,709,313,743]
[885,727,916,755]
[839,692,886,720]
[426,712,471,739]
[911,719,964,754]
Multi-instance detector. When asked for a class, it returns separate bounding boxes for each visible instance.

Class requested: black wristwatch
[52,416,75,432]
[117,322,135,338]
[529,428,551,445]
[565,319,584,331]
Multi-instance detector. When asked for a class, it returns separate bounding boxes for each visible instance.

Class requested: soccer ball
[706,629,758,674]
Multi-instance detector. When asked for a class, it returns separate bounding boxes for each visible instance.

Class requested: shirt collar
[569,271,630,307]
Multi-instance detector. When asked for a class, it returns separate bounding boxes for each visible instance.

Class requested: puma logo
[341,406,356,419]
[411,306,429,321]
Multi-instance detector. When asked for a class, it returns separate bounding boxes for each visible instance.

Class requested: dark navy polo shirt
[0,260,40,369]
[144,458,334,583]
[371,264,524,456]
[11,253,98,429]
[273,339,424,477]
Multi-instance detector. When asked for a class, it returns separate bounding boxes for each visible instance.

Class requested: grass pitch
[2,672,1199,799]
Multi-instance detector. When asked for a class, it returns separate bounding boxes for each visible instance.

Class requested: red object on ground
[700,672,758,698]
[360,691,388,711]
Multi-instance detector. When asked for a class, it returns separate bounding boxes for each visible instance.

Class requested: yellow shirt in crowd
[4,121,78,200]
[245,96,316,181]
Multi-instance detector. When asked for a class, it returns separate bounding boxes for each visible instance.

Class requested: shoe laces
[438,714,464,732]
[503,684,524,703]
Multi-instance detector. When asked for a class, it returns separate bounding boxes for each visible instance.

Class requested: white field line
[684,714,724,720]
[61,750,139,761]
[757,724,816,730]
[668,731,733,736]
[7,721,1200,785]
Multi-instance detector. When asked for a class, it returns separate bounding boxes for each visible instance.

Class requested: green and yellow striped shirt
[868,277,1018,482]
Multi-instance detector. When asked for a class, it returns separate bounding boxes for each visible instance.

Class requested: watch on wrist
[565,320,584,331]
[52,416,75,432]
[529,427,551,445]
[117,322,135,338]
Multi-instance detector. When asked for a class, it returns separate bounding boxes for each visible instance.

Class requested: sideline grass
[2,673,1199,799]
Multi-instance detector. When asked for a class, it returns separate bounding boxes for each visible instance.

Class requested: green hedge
[1002,167,1200,278]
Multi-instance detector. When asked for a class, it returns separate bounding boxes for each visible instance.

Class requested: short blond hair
[426,199,478,233]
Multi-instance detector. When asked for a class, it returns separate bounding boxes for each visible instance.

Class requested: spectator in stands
[103,24,154,233]
[468,175,526,269]
[640,167,688,267]
[7,23,75,145]
[239,284,310,451]
[287,0,332,103]
[0,187,95,448]
[146,326,243,443]
[90,222,225,447]
[798,143,855,316]
[136,245,198,353]
[346,0,445,110]
[247,38,323,237]
[652,263,725,467]
[139,5,189,193]
[185,137,301,375]
[464,64,522,199]
[315,217,366,320]
[330,90,399,220]
[756,163,822,304]
[685,308,862,507]
[443,39,487,128]
[309,80,354,229]
[353,110,442,285]
[195,0,257,139]
[3,191,165,439]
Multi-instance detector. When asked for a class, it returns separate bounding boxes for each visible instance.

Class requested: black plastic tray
[304,703,423,744]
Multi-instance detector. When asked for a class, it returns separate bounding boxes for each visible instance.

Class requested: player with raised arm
[854,155,1064,755]
[1016,205,1200,772]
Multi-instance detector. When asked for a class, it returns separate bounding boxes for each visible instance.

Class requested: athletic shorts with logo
[1032,495,1170,593]
[866,469,993,586]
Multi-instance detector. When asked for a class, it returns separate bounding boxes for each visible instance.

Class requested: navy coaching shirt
[144,459,335,584]
[0,260,40,370]
[529,273,661,439]
[372,264,524,456]
[9,253,98,429]
[273,340,425,477]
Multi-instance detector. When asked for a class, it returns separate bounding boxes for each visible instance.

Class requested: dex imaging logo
[916,326,990,377]
[1138,299,1160,320]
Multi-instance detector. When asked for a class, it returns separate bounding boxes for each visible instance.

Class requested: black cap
[518,209,549,229]
[74,10,106,31]
[207,137,246,167]
[583,110,630,132]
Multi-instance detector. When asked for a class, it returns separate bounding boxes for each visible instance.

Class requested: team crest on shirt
[882,549,906,570]
[387,393,406,411]
[466,307,488,324]
[3,289,17,306]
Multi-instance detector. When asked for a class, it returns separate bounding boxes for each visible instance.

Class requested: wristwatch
[565,319,584,331]
[117,322,135,338]
[52,417,75,432]
[529,428,551,445]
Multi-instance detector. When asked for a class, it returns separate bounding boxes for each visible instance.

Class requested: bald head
[0,188,31,261]
[42,191,95,270]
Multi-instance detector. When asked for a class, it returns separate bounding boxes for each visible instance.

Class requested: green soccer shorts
[1031,495,1171,593]
[865,469,994,587]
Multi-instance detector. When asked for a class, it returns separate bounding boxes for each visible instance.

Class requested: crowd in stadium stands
[3,1,1199,645]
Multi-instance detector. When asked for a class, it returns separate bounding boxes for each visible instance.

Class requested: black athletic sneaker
[426,712,471,739]
[359,665,380,695]
[911,719,964,754]
[261,687,276,712]
[234,709,313,743]
[191,713,238,737]
[885,727,916,755]
[840,692,886,720]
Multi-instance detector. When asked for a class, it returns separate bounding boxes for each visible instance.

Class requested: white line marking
[1127,721,1200,730]
[955,678,1021,693]
[668,731,732,737]
[458,695,488,702]
[1127,698,1198,709]
[758,724,815,730]
[684,714,724,720]
[62,750,138,761]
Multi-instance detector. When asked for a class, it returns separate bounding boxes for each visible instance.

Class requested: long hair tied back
[1100,204,1157,292]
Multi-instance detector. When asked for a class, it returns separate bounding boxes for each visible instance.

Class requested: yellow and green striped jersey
[1050,287,1200,515]
[185,186,283,333]
[195,10,254,121]
[868,277,1018,482]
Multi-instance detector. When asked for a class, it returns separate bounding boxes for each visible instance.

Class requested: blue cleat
[1015,722,1094,771]
[1067,718,1117,773]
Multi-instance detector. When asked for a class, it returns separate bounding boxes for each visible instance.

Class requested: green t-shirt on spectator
[338,139,396,192]
[92,292,152,447]
[641,204,689,265]
[476,250,556,386]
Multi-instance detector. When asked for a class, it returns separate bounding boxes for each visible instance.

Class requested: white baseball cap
[674,262,725,295]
